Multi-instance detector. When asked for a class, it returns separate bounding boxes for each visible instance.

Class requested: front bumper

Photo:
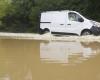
[90,26,100,35]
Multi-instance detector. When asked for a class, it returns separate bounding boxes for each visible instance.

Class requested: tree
[36,0,64,11]
[1,0,35,32]
[87,0,100,21]
[0,0,11,31]
[0,0,11,18]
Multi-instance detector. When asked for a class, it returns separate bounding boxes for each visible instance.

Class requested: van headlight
[93,23,98,27]
[90,20,100,27]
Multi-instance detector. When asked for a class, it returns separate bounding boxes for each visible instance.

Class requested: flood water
[0,39,100,80]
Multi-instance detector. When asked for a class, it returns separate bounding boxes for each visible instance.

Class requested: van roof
[41,10,76,13]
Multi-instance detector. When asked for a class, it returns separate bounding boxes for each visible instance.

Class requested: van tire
[43,28,50,34]
[81,30,92,36]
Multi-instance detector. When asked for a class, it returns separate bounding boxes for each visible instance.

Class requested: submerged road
[0,32,100,42]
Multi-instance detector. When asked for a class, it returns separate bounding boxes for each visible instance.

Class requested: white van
[40,10,100,35]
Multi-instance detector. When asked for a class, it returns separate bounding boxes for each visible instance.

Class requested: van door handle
[60,24,64,25]
[67,24,71,25]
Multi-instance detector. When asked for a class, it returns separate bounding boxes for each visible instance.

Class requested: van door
[66,12,85,35]
[51,13,67,33]
[52,22,67,33]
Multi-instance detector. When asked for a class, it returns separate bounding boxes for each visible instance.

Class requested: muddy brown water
[0,39,100,80]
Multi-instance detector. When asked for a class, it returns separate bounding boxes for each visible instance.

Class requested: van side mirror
[78,18,84,22]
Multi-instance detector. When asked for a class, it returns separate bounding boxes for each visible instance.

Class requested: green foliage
[87,0,100,21]
[0,0,10,18]
[0,0,100,33]
[1,0,35,32]
[36,0,64,11]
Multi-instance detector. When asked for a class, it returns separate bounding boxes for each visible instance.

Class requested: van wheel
[81,30,92,36]
[43,29,50,34]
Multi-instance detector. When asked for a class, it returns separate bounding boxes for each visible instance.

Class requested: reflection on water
[0,74,10,80]
[40,41,99,64]
[0,39,100,80]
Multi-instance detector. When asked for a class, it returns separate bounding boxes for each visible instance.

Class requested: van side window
[68,12,84,22]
